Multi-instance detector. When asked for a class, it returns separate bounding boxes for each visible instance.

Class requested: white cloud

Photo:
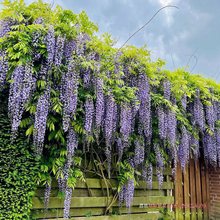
[148,0,180,26]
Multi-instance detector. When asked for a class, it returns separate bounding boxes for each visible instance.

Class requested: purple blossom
[34,17,44,24]
[117,137,124,161]
[64,40,77,62]
[104,94,115,147]
[142,163,153,189]
[0,19,13,37]
[203,131,217,167]
[84,97,94,134]
[95,76,104,135]
[118,185,126,207]
[61,60,79,132]
[46,26,55,65]
[33,86,50,155]
[205,102,215,131]
[214,101,220,121]
[112,102,118,143]
[8,64,35,136]
[167,108,177,147]
[120,104,132,144]
[124,179,135,209]
[157,106,167,140]
[156,167,163,189]
[215,128,220,166]
[178,125,190,170]
[181,94,187,110]
[131,101,140,133]
[76,33,90,56]
[138,73,151,137]
[0,51,8,90]
[83,68,91,88]
[193,89,205,131]
[44,180,51,209]
[63,187,73,218]
[134,140,144,166]
[63,127,78,183]
[190,134,200,160]
[163,79,171,100]
[154,143,164,168]
[54,36,65,66]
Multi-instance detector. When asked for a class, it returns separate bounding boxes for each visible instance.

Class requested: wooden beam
[32,196,174,209]
[48,179,173,190]
[47,213,166,220]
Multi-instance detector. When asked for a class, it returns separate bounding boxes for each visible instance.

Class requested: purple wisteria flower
[181,94,187,110]
[46,26,55,65]
[142,162,153,189]
[95,76,104,135]
[44,180,51,209]
[203,131,217,167]
[178,125,190,170]
[33,85,50,155]
[125,179,135,209]
[54,36,65,66]
[205,102,215,131]
[84,97,94,134]
[193,89,205,131]
[163,79,171,100]
[138,73,151,138]
[0,19,13,37]
[0,51,8,90]
[134,140,144,166]
[63,187,73,218]
[215,128,220,166]
[120,103,132,144]
[61,60,79,132]
[157,106,167,140]
[8,64,35,137]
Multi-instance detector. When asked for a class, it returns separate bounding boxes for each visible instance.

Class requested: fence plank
[189,159,197,220]
[183,165,190,219]
[205,167,210,219]
[47,213,166,220]
[201,165,208,220]
[49,179,173,190]
[175,163,184,220]
[195,160,203,220]
[32,196,174,209]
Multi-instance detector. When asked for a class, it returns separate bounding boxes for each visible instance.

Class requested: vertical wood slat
[183,165,190,220]
[195,160,203,220]
[189,160,197,220]
[175,163,184,220]
[201,165,208,220]
[205,168,210,219]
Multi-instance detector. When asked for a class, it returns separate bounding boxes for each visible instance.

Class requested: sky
[17,0,220,80]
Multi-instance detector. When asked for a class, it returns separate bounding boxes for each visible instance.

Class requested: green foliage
[0,95,39,219]
[117,160,136,192]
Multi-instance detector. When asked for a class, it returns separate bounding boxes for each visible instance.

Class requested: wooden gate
[175,159,210,220]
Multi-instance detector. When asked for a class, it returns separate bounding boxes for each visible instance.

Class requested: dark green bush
[0,95,39,220]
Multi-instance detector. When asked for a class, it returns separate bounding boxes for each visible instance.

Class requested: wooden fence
[174,159,210,220]
[32,160,210,220]
[32,169,174,220]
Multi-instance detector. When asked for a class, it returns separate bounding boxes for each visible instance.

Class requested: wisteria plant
[1,0,220,218]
